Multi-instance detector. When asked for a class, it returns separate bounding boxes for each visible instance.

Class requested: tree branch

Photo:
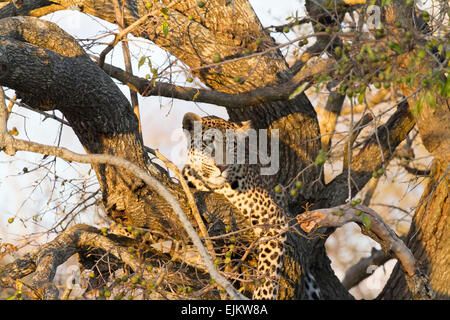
[1,224,165,299]
[341,248,390,290]
[298,204,435,299]
[318,98,416,207]
[320,89,346,152]
[153,149,216,261]
[96,55,334,108]
[0,0,62,19]
[0,87,246,300]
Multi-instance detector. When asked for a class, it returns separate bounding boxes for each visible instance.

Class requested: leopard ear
[183,112,202,132]
[238,120,252,132]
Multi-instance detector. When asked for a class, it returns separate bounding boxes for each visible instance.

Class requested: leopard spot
[187,181,195,188]
[270,252,279,260]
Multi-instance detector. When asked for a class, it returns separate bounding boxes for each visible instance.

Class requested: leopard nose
[217,164,228,173]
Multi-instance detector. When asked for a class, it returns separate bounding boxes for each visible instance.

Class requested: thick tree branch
[0,16,179,232]
[97,56,334,108]
[0,223,189,299]
[0,1,377,300]
[0,1,326,203]
[0,87,246,300]
[320,90,346,152]
[298,204,435,299]
[0,1,325,204]
[0,0,62,19]
[341,248,390,290]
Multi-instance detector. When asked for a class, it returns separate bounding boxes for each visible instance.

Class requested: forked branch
[0,224,141,299]
[298,204,435,299]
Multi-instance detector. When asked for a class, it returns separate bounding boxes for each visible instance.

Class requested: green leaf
[160,7,168,18]
[313,149,329,166]
[388,41,403,55]
[138,56,146,69]
[366,46,375,61]
[357,91,365,104]
[361,213,371,231]
[289,82,309,100]
[162,20,169,37]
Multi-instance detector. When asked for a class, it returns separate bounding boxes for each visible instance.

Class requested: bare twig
[153,149,216,261]
[97,10,152,68]
[343,112,374,170]
[113,0,142,137]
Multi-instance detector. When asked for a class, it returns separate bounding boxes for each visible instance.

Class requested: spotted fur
[181,113,288,300]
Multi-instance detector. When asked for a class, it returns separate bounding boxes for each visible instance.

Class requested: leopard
[181,112,290,300]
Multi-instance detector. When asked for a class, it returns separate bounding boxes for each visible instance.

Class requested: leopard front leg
[253,236,286,299]
[247,203,287,300]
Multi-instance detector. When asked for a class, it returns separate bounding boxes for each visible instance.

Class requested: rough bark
[0,0,324,201]
[0,16,184,234]
[377,1,450,298]
[0,1,334,299]
[0,0,432,300]
[380,97,450,300]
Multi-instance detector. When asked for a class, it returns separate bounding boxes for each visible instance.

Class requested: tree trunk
[381,97,450,300]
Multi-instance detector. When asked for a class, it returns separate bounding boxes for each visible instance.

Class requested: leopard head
[182,112,251,190]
